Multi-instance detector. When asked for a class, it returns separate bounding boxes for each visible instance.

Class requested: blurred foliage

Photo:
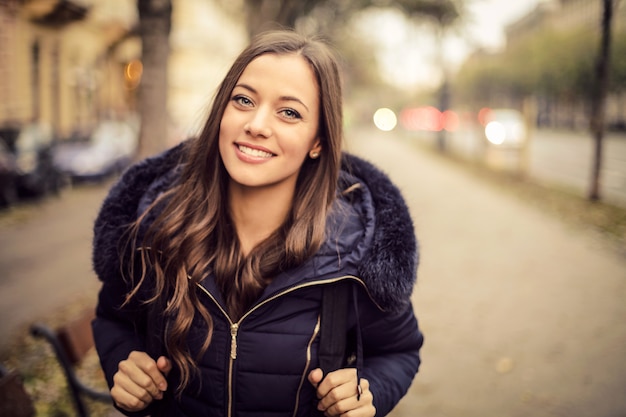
[392,0,461,26]
[612,25,626,89]
[455,24,626,112]
[226,0,462,38]
[213,0,464,92]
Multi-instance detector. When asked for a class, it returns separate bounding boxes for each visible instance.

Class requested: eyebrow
[234,83,310,112]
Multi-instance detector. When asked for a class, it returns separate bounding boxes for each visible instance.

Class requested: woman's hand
[308,368,375,417]
[111,351,172,412]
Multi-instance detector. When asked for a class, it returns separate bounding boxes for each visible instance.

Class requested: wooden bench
[0,363,36,417]
[30,308,112,417]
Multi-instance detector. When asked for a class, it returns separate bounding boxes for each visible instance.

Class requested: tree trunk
[588,0,613,201]
[137,0,172,159]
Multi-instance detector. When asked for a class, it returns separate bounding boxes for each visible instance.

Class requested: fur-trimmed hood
[92,142,418,311]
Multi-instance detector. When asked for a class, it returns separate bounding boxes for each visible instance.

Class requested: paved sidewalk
[345,127,626,417]
[0,183,108,346]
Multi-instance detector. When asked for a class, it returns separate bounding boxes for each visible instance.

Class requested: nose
[244,108,272,138]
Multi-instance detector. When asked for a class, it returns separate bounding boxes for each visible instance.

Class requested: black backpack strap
[311,281,354,417]
[318,281,350,375]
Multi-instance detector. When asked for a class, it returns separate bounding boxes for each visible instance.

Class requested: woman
[92,30,423,417]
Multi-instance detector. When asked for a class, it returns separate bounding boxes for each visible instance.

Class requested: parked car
[53,119,138,183]
[0,141,18,208]
[0,123,63,199]
[482,108,527,149]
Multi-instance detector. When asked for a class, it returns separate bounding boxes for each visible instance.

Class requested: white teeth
[238,144,272,158]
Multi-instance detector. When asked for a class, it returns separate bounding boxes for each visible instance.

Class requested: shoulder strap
[318,281,350,374]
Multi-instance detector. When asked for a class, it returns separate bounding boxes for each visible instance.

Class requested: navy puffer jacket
[92,142,424,417]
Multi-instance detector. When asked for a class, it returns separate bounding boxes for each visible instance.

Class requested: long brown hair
[125,30,344,392]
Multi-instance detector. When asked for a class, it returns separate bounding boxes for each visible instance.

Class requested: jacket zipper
[194,275,379,417]
[230,323,239,359]
[193,286,238,417]
[292,315,320,417]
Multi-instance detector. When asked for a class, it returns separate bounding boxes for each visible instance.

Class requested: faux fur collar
[92,142,418,312]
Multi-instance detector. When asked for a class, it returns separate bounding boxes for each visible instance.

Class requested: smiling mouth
[237,144,274,158]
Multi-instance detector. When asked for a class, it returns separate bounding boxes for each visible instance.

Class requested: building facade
[0,0,142,140]
[0,0,247,143]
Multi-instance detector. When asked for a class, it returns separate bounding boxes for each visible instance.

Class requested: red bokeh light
[442,110,459,132]
[400,106,444,131]
[478,107,492,126]
[400,107,462,132]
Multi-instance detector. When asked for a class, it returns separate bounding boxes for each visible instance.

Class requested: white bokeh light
[373,108,398,131]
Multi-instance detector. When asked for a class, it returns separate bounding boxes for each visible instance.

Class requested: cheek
[283,138,313,161]
[298,130,320,155]
[219,114,230,137]
[219,113,237,145]
[220,108,239,135]
[218,125,231,160]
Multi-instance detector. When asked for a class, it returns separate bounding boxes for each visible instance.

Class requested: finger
[308,368,324,388]
[316,383,353,413]
[324,392,376,417]
[317,368,356,398]
[111,372,155,411]
[155,356,172,390]
[111,385,150,412]
[132,351,170,393]
[115,361,163,402]
[123,352,165,398]
[324,383,374,417]
[316,372,359,412]
[157,356,172,374]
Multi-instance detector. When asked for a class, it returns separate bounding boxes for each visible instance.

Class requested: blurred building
[0,0,141,140]
[0,0,247,143]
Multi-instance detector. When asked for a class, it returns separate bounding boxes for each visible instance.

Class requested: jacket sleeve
[92,275,148,390]
[357,296,423,417]
[90,145,184,417]
[92,270,161,417]
[90,160,151,390]
[91,256,161,417]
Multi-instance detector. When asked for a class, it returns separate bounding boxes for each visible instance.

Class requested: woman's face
[219,53,321,195]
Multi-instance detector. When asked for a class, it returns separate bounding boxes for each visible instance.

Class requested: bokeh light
[124,59,143,89]
[485,121,506,145]
[373,108,397,131]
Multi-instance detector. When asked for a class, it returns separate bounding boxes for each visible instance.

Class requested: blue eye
[233,95,253,107]
[282,109,301,119]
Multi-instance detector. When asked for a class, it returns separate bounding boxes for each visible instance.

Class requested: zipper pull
[230,323,239,360]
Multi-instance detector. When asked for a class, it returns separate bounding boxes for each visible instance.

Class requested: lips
[236,144,274,159]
